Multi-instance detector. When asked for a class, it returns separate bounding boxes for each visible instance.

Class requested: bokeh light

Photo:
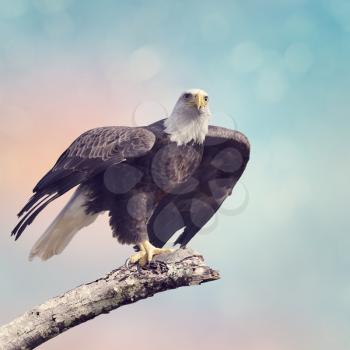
[0,1,349,350]
[128,46,163,82]
[230,41,264,73]
[132,101,168,127]
[284,42,314,74]
[255,67,288,103]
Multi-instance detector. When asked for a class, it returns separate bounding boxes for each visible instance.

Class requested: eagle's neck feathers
[164,108,210,146]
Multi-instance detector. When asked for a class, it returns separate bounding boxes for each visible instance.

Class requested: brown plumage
[11,89,250,263]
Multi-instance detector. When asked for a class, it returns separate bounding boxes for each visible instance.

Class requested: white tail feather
[29,188,99,261]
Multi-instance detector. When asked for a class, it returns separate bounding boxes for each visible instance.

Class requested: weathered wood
[0,248,219,349]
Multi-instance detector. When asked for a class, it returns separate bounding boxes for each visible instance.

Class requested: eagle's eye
[183,93,192,99]
[204,96,209,102]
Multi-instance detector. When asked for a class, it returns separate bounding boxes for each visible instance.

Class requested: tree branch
[0,248,220,349]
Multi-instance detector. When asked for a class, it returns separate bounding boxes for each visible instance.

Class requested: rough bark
[0,248,219,350]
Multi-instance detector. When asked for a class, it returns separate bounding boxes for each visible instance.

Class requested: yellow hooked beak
[194,93,206,110]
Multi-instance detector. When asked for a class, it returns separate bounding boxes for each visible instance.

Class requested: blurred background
[1,0,349,349]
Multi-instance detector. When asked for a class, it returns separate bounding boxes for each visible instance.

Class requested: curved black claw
[124,258,131,269]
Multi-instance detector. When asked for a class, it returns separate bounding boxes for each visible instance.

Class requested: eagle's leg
[129,243,147,265]
[142,240,174,264]
[129,240,173,266]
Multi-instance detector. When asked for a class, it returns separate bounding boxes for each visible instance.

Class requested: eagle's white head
[164,88,211,146]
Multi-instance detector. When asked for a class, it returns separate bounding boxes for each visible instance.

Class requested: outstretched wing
[12,127,156,240]
[148,126,250,247]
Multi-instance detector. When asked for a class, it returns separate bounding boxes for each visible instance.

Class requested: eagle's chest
[142,141,203,194]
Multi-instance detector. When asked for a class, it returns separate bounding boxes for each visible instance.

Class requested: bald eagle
[12,89,250,265]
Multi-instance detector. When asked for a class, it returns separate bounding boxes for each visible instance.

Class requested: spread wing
[12,127,156,239]
[148,126,250,247]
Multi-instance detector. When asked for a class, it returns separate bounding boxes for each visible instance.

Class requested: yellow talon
[129,240,174,266]
[129,251,146,264]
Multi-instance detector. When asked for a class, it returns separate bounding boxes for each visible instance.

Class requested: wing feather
[12,126,156,239]
[148,126,250,247]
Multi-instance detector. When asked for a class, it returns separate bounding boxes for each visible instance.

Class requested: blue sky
[0,1,350,349]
